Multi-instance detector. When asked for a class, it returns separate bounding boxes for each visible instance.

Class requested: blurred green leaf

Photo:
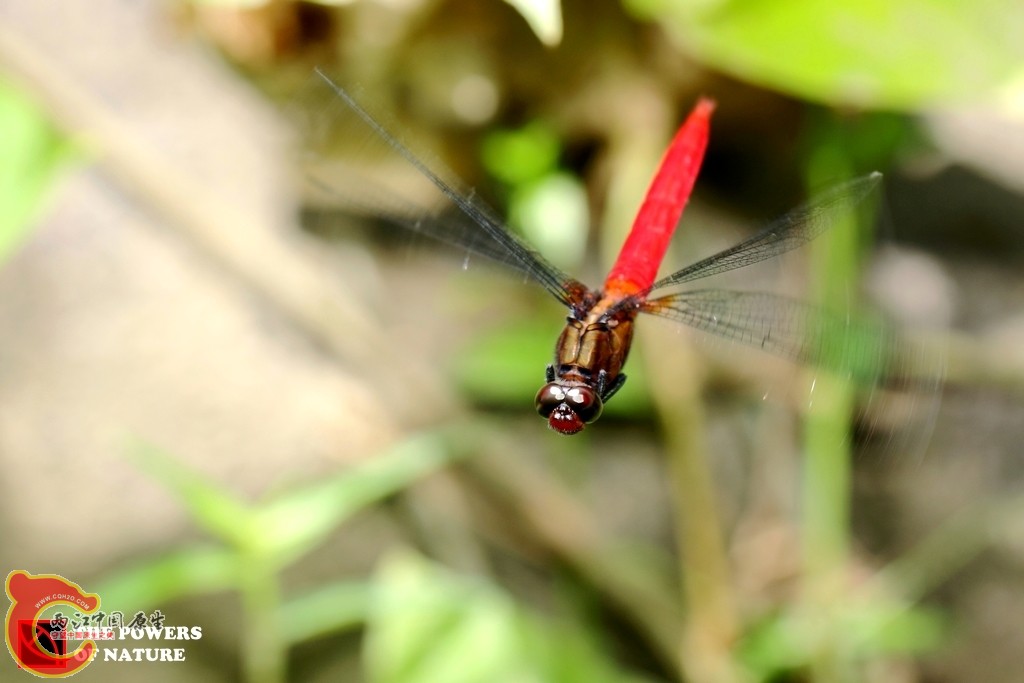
[482,122,561,186]
[128,430,476,567]
[631,0,1023,107]
[365,552,649,683]
[510,172,590,270]
[278,581,372,643]
[92,545,239,612]
[483,122,590,271]
[738,613,807,677]
[801,109,923,172]
[126,442,253,548]
[253,430,474,565]
[451,317,555,406]
[0,78,77,264]
[846,602,948,654]
[739,601,948,679]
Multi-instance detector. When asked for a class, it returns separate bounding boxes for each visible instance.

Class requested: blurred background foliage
[2,1,1024,683]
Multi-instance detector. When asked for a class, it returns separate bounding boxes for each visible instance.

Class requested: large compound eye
[534,383,604,435]
[535,383,566,418]
[563,386,603,423]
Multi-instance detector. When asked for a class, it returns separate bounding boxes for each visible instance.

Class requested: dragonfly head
[535,383,603,435]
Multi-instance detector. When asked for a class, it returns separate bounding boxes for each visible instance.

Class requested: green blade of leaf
[278,581,372,643]
[125,441,253,548]
[91,544,239,612]
[253,428,478,565]
[365,551,649,683]
[0,78,78,263]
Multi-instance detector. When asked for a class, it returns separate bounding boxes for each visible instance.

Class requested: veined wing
[640,289,906,383]
[646,173,882,294]
[304,170,573,282]
[309,67,581,307]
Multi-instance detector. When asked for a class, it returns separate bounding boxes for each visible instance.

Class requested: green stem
[801,148,863,683]
[239,557,285,683]
[802,373,854,683]
[664,393,742,683]
[640,331,740,683]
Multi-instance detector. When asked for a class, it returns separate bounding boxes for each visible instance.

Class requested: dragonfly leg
[598,371,627,402]
[545,364,556,382]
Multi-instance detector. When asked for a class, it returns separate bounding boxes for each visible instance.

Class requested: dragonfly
[311,68,890,435]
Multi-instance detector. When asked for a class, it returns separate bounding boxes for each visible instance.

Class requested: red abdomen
[604,98,715,298]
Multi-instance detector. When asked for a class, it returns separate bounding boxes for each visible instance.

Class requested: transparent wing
[647,173,882,293]
[304,68,582,307]
[641,289,908,383]
[304,170,561,274]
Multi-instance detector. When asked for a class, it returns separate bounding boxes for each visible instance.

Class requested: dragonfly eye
[535,383,603,435]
